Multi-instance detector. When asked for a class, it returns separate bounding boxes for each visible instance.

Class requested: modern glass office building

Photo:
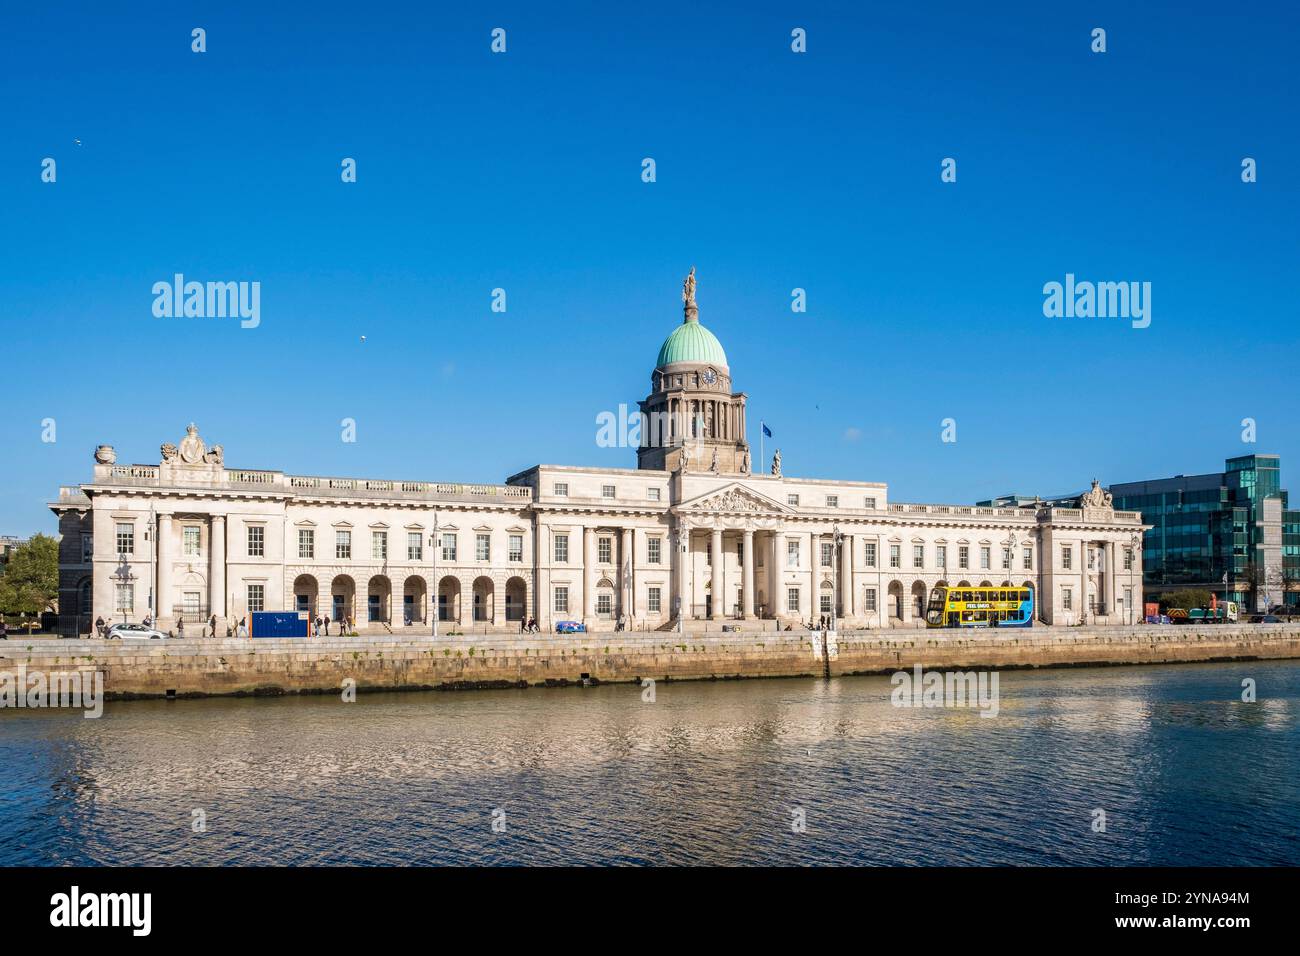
[1107,455,1295,610]
[984,455,1299,611]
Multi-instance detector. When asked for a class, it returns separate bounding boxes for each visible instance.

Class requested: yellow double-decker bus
[925,585,1034,628]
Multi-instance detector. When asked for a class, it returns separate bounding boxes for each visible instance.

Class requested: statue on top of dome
[682,267,698,321]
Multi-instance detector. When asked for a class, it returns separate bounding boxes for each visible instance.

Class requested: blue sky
[2,1,1298,534]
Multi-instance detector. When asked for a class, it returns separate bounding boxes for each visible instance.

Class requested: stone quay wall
[2,625,1299,700]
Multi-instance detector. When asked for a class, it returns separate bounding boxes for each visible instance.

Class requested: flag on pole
[762,423,773,438]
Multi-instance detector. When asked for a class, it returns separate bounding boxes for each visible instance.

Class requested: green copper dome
[656,319,728,370]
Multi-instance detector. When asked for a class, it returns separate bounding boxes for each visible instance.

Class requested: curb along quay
[6,626,1298,699]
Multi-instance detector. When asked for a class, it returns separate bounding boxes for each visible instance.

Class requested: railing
[110,465,159,480]
[171,605,211,625]
[228,470,280,485]
[889,503,1020,517]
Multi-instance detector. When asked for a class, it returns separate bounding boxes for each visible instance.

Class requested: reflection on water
[2,661,1297,865]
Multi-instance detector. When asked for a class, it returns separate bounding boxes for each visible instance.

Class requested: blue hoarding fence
[251,611,311,638]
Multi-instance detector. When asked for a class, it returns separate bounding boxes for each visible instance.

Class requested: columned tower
[637,268,750,475]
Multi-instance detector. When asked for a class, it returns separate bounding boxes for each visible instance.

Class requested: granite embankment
[2,625,1299,699]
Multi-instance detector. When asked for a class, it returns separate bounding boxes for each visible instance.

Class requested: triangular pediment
[678,482,792,515]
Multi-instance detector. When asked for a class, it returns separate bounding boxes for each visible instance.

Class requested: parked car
[105,622,166,640]
[1250,614,1283,624]
[554,620,586,634]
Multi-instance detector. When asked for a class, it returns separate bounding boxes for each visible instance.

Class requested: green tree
[1158,588,1213,611]
[0,534,59,615]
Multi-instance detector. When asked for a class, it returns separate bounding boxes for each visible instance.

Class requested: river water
[2,661,1297,865]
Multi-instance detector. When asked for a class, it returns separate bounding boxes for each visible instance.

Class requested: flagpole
[760,420,765,473]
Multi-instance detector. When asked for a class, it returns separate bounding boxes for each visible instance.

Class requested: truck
[1171,603,1238,624]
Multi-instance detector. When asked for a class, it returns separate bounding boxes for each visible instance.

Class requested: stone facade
[50,273,1149,636]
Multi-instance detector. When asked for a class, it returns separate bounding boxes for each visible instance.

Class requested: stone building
[50,272,1148,635]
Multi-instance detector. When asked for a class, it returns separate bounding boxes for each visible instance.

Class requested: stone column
[582,526,595,624]
[742,528,756,619]
[841,533,854,618]
[156,512,173,624]
[210,514,226,622]
[1082,543,1091,623]
[621,527,634,619]
[676,523,690,621]
[769,528,781,619]
[710,527,724,619]
[1105,541,1117,619]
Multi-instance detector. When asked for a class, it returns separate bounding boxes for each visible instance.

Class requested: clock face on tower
[702,368,717,386]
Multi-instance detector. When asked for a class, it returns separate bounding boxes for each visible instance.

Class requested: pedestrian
[209,613,217,638]
[237,617,248,639]
[177,617,185,638]
[519,616,526,634]
[0,619,8,640]
[95,615,105,638]
[323,616,331,636]
[315,615,323,637]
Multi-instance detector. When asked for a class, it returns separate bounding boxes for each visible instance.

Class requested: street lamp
[112,554,135,625]
[1003,532,1018,626]
[673,526,686,633]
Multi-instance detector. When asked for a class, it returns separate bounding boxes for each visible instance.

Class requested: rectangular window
[864,541,877,568]
[821,542,834,567]
[554,586,569,613]
[1124,587,1133,611]
[601,484,616,499]
[787,494,799,507]
[1124,548,1134,570]
[247,525,264,557]
[476,533,490,561]
[1001,547,1011,570]
[554,483,568,497]
[372,530,387,560]
[889,545,901,569]
[596,593,612,615]
[1023,546,1033,571]
[864,587,878,612]
[936,545,947,568]
[959,545,970,569]
[787,539,800,568]
[648,488,661,502]
[116,522,135,555]
[598,536,612,564]
[648,537,662,564]
[648,586,661,613]
[81,533,94,564]
[509,534,524,562]
[826,495,838,508]
[336,530,351,559]
[820,592,833,614]
[737,542,744,566]
[787,587,800,613]
[115,583,134,613]
[1063,587,1073,610]
[864,497,877,509]
[980,546,991,570]
[183,526,201,557]
[298,529,315,559]
[408,532,422,561]
[913,545,924,569]
[1062,545,1073,570]
[441,533,457,562]
[247,584,265,613]
[554,534,569,563]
